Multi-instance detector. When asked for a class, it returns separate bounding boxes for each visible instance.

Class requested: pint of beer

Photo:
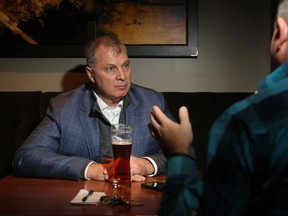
[111,124,132,187]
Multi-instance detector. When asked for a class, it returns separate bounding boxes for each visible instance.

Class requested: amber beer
[112,141,132,181]
[111,124,132,187]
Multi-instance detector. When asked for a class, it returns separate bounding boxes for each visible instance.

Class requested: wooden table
[0,175,165,216]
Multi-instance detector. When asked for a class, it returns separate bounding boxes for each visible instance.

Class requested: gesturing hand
[149,106,193,158]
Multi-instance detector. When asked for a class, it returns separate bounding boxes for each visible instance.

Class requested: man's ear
[86,66,95,83]
[271,17,288,55]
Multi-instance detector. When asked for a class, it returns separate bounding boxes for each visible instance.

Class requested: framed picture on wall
[0,0,198,58]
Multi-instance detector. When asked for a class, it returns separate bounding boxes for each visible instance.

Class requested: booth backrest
[0,91,252,177]
[0,92,42,177]
[163,92,251,167]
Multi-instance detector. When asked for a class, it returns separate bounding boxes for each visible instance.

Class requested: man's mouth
[115,83,128,89]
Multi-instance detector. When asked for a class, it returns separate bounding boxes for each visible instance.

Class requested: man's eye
[106,66,116,72]
[123,62,130,70]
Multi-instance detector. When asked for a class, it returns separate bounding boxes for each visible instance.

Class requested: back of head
[276,0,288,19]
[85,31,127,68]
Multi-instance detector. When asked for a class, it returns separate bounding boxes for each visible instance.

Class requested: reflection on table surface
[0,175,165,216]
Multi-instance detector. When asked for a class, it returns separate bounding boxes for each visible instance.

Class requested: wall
[0,0,271,93]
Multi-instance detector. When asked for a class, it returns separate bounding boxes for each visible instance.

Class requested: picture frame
[0,0,198,58]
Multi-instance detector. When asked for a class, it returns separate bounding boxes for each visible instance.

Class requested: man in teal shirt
[149,0,288,215]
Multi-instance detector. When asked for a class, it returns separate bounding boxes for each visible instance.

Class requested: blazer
[13,83,174,180]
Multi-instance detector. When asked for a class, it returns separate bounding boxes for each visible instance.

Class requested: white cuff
[142,157,158,177]
[84,161,96,180]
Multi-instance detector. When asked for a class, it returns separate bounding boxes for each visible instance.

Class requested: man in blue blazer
[13,32,174,181]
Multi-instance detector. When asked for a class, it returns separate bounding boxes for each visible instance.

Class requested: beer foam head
[112,141,132,145]
[111,123,132,143]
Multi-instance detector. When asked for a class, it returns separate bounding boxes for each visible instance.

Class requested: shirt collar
[93,91,123,111]
[257,62,288,92]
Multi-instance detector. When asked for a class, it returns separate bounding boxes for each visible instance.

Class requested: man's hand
[149,106,193,158]
[86,157,150,182]
[86,159,114,181]
[130,155,154,182]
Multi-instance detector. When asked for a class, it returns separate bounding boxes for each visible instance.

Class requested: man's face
[86,45,132,106]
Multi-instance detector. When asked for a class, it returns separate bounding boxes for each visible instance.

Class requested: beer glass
[111,123,132,188]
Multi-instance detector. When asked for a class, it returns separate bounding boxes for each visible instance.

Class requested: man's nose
[116,68,126,80]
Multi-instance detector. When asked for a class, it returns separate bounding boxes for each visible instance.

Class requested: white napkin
[70,189,106,205]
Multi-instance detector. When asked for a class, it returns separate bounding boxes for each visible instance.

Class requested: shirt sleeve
[84,161,96,180]
[158,155,202,216]
[142,156,158,177]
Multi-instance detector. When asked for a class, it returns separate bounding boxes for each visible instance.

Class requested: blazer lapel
[79,90,101,162]
[125,95,142,155]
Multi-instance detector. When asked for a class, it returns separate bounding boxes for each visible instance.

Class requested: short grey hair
[277,0,288,18]
[85,31,127,69]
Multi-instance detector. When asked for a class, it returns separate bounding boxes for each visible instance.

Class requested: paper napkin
[70,189,106,205]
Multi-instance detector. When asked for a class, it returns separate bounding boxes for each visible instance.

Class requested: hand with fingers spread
[149,106,193,158]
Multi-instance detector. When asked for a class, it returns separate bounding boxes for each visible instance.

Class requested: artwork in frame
[0,0,198,58]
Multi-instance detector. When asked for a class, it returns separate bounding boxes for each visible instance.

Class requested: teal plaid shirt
[159,63,288,216]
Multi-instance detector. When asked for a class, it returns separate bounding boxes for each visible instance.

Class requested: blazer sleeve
[13,95,94,180]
